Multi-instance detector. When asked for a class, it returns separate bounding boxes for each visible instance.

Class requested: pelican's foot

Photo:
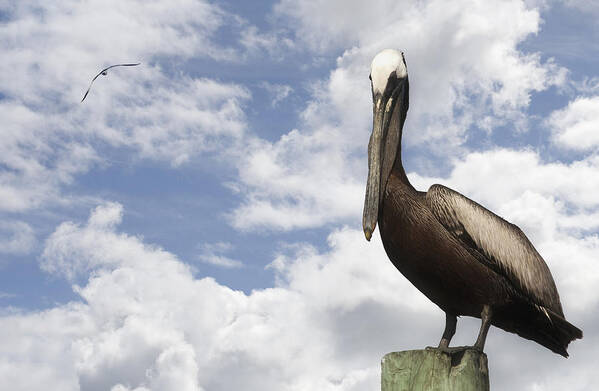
[426,345,482,355]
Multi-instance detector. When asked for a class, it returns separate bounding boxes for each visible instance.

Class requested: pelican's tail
[522,306,582,357]
[542,309,583,357]
[495,303,582,357]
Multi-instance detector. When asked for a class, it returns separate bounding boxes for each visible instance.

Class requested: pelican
[363,49,582,356]
[81,63,141,102]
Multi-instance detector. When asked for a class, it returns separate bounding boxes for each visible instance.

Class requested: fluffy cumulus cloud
[276,0,566,129]
[2,201,597,390]
[435,149,599,213]
[230,127,365,231]
[547,96,599,151]
[230,0,567,231]
[229,52,374,230]
[1,203,430,390]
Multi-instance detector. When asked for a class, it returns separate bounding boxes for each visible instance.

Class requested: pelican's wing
[425,184,563,314]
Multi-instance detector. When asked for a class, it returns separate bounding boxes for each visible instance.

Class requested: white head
[370,49,407,95]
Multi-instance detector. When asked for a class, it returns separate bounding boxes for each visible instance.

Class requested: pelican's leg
[474,304,493,351]
[438,312,457,349]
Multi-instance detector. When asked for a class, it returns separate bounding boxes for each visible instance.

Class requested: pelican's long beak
[362,78,407,241]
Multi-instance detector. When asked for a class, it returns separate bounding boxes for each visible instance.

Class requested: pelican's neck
[390,131,414,191]
[389,80,413,191]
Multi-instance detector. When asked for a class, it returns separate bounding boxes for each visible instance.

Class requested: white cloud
[0,100,100,212]
[568,76,599,96]
[1,203,597,390]
[239,25,295,59]
[198,242,243,269]
[260,82,294,107]
[0,220,35,255]
[0,0,251,213]
[4,203,429,390]
[229,129,365,231]
[547,96,599,151]
[0,70,250,211]
[229,0,567,230]
[87,202,124,230]
[275,0,566,131]
[438,149,599,212]
[98,74,250,165]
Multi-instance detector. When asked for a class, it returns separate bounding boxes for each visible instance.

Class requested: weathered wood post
[381,348,490,391]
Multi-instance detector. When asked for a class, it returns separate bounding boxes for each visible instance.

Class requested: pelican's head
[363,49,410,241]
[370,49,407,97]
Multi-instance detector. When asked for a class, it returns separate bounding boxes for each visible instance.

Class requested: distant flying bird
[81,63,141,102]
[363,49,582,357]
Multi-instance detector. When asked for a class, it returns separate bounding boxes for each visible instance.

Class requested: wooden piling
[381,348,489,391]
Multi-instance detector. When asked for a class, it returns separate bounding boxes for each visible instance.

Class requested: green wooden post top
[381,348,490,391]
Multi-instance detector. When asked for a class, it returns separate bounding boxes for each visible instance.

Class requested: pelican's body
[364,49,582,356]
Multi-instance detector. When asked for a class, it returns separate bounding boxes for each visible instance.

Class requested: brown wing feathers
[425,184,563,315]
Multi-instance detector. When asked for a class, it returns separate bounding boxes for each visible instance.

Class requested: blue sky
[1,0,598,390]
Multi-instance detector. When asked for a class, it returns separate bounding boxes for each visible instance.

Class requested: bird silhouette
[81,63,141,102]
